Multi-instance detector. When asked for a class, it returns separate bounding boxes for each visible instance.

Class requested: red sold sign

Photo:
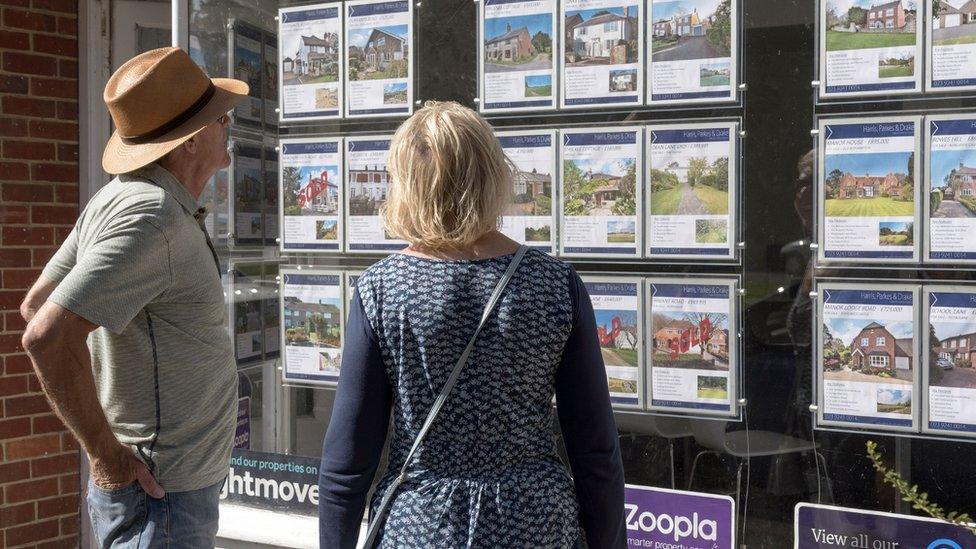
[667,318,712,359]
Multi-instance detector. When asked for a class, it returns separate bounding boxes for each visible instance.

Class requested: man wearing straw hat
[20,47,249,547]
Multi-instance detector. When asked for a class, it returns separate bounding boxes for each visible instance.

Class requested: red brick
[32,163,76,183]
[59,520,79,537]
[0,502,35,529]
[0,162,31,181]
[28,372,41,391]
[57,15,76,36]
[36,494,76,518]
[0,119,28,140]
[2,51,57,76]
[30,77,76,99]
[3,140,55,161]
[0,461,30,485]
[32,0,74,12]
[2,95,56,117]
[29,120,77,141]
[0,377,29,399]
[56,100,77,120]
[0,73,29,93]
[32,246,57,267]
[0,204,30,224]
[3,183,53,201]
[58,58,77,79]
[3,8,57,31]
[31,414,64,434]
[4,394,49,417]
[5,433,60,460]
[6,312,27,332]
[3,226,53,246]
[33,34,76,56]
[0,0,29,8]
[60,434,78,452]
[31,204,75,224]
[0,334,25,354]
[3,268,40,289]
[0,288,25,309]
[4,516,59,545]
[0,249,32,268]
[58,471,78,492]
[4,477,58,503]
[56,143,77,163]
[3,354,33,374]
[31,453,76,478]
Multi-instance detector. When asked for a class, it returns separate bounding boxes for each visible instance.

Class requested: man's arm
[21,300,165,497]
[20,275,58,324]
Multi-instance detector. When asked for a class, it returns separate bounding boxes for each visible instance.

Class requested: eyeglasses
[217,113,232,126]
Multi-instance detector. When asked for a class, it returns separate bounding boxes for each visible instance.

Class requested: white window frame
[861,337,869,347]
[870,355,890,368]
[876,336,885,345]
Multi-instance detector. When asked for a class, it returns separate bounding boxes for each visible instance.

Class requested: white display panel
[278,3,343,121]
[560,0,644,109]
[343,135,408,253]
[582,276,644,409]
[645,121,736,259]
[281,270,344,386]
[816,282,920,433]
[925,113,976,264]
[647,0,738,105]
[927,0,976,93]
[279,137,343,253]
[559,126,643,257]
[497,129,557,253]
[344,0,414,118]
[818,0,923,98]
[478,0,557,113]
[230,20,265,129]
[817,116,921,263]
[923,285,976,438]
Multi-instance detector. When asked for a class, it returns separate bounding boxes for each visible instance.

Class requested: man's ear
[182,135,199,155]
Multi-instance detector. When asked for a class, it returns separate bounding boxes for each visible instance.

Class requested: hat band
[120,82,217,145]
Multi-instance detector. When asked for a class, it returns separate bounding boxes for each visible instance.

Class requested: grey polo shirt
[42,163,236,493]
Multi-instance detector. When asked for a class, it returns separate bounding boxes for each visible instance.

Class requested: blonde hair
[382,101,513,250]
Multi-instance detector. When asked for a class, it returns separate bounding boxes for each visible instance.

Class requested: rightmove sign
[795,503,976,549]
[625,485,734,548]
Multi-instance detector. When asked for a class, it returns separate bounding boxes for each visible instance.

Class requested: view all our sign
[625,485,734,549]
[795,503,976,549]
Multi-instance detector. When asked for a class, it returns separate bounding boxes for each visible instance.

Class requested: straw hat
[102,47,249,174]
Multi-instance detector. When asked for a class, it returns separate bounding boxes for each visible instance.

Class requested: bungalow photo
[564,6,639,66]
[821,318,914,384]
[651,0,733,62]
[697,375,728,399]
[878,221,912,246]
[876,387,912,415]
[562,157,637,216]
[483,13,553,73]
[606,220,636,243]
[283,295,342,348]
[348,25,409,81]
[594,308,640,369]
[649,153,730,216]
[823,0,918,51]
[281,32,340,86]
[930,319,976,390]
[348,162,390,216]
[931,0,976,47]
[651,311,730,370]
[929,148,976,220]
[823,151,914,217]
[281,165,340,216]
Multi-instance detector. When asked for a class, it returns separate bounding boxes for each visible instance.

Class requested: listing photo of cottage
[283,295,342,349]
[348,25,409,81]
[348,162,390,216]
[593,308,640,380]
[562,157,638,218]
[504,164,553,241]
[824,151,915,216]
[483,14,553,73]
[281,33,340,86]
[929,318,976,390]
[282,164,340,239]
[824,0,918,53]
[822,319,915,386]
[651,0,733,62]
[649,153,730,218]
[564,6,639,66]
[650,311,730,370]
[931,0,976,46]
[930,148,976,220]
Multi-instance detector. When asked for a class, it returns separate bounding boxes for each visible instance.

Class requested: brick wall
[0,0,81,545]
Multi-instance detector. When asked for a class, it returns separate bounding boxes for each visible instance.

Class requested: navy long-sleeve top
[318,250,626,548]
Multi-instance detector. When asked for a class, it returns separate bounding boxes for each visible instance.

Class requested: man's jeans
[87,479,222,548]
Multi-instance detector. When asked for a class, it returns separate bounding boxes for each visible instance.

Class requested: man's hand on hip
[89,443,166,498]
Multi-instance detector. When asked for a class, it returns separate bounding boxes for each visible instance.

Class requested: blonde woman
[318,101,625,548]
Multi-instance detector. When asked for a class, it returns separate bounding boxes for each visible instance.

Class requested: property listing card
[232,264,264,366]
[583,277,643,409]
[926,115,976,263]
[925,287,976,437]
[479,0,557,112]
[278,3,343,121]
[497,130,557,253]
[231,21,265,128]
[263,147,279,247]
[345,0,413,117]
[263,31,279,128]
[818,0,922,97]
[648,0,737,104]
[279,138,343,252]
[281,271,344,385]
[560,0,643,108]
[928,0,976,92]
[647,278,736,416]
[646,122,736,259]
[233,143,265,247]
[344,135,407,253]
[559,127,642,257]
[817,283,919,431]
[818,116,920,263]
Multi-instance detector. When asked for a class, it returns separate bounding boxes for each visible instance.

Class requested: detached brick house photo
[837,172,905,199]
[848,322,913,371]
[485,24,534,62]
[867,0,908,29]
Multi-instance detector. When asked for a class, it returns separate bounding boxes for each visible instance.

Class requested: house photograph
[503,164,552,217]
[348,25,409,80]
[564,6,639,66]
[562,157,638,216]
[348,163,390,216]
[824,0,918,52]
[930,150,976,219]
[283,295,342,348]
[931,0,976,45]
[651,0,733,62]
[281,165,340,216]
[594,308,640,368]
[929,319,976,389]
[823,151,914,217]
[649,153,730,216]
[281,32,340,85]
[822,318,914,384]
[650,311,730,370]
[483,14,553,73]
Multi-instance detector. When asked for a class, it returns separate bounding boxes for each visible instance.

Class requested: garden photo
[593,308,640,368]
[822,317,914,384]
[697,375,729,399]
[524,225,552,242]
[651,0,733,61]
[649,154,729,215]
[929,319,976,390]
[562,157,637,216]
[823,0,918,52]
[606,365,639,396]
[878,51,914,78]
[348,25,409,81]
[315,87,338,109]
[823,151,914,216]
[876,388,912,415]
[483,13,552,73]
[607,220,636,243]
[316,220,338,241]
[695,219,728,243]
[878,221,913,246]
[383,82,408,104]
[524,74,552,96]
[283,295,342,348]
[651,310,730,370]
[699,61,731,86]
[564,6,639,66]
[929,148,976,220]
[281,164,340,216]
[318,350,342,372]
[281,32,340,86]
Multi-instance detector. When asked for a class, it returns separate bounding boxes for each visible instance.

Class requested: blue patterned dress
[318,250,625,548]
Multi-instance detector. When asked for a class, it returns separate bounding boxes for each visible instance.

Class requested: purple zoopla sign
[625,485,735,548]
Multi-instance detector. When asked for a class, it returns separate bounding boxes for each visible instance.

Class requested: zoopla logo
[927,540,962,549]
[624,504,718,542]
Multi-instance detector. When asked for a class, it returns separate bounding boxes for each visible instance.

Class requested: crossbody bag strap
[360,245,529,549]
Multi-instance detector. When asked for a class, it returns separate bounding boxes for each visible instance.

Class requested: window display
[497,129,558,253]
[344,0,413,117]
[343,135,408,253]
[559,126,643,257]
[647,0,737,105]
[923,285,976,437]
[281,270,344,385]
[816,282,920,432]
[478,0,557,112]
[232,141,266,247]
[925,113,976,263]
[279,137,343,252]
[231,20,267,129]
[278,3,343,121]
[583,276,644,409]
[646,277,737,416]
[560,0,644,108]
[817,116,921,263]
[645,121,737,259]
[927,0,976,92]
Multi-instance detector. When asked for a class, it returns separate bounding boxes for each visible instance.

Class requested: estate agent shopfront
[4,0,976,546]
